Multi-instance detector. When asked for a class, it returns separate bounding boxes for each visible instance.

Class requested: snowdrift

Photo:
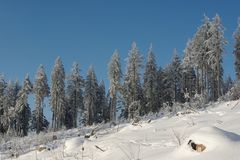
[171,126,240,160]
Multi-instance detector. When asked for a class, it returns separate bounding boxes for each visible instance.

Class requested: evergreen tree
[95,81,108,123]
[15,74,32,136]
[192,15,212,97]
[84,66,98,125]
[223,75,234,95]
[182,39,196,99]
[108,50,122,122]
[0,75,6,134]
[51,57,66,131]
[156,67,164,110]
[161,65,174,107]
[234,19,240,80]
[171,49,183,102]
[33,65,50,133]
[2,80,21,136]
[65,62,84,129]
[30,110,49,133]
[143,45,158,113]
[206,14,226,100]
[123,42,143,119]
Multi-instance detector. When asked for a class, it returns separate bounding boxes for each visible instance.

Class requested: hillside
[2,100,240,160]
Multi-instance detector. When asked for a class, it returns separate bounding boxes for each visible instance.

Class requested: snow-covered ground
[2,100,240,160]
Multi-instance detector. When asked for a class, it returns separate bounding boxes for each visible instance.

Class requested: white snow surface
[2,100,240,160]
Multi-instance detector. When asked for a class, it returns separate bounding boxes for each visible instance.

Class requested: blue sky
[0,0,239,120]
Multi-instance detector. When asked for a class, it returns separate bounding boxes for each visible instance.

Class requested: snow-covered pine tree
[95,81,109,123]
[15,74,32,136]
[182,39,196,100]
[234,19,240,80]
[84,66,98,125]
[143,44,158,113]
[0,74,6,134]
[223,75,234,95]
[161,65,174,108]
[33,65,50,134]
[123,42,143,120]
[2,80,21,136]
[51,57,66,131]
[108,50,122,122]
[156,67,164,111]
[65,62,84,129]
[206,14,226,100]
[171,49,183,103]
[191,15,211,97]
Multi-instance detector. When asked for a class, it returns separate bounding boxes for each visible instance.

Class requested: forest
[0,14,240,137]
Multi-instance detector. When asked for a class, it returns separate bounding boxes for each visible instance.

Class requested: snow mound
[172,126,240,160]
[64,137,84,153]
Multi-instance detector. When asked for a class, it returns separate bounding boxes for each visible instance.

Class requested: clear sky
[0,0,239,119]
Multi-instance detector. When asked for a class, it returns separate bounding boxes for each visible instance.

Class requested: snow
[2,100,240,160]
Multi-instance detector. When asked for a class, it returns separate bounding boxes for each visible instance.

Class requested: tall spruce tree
[143,45,158,113]
[96,81,108,123]
[15,74,32,136]
[3,80,21,136]
[182,39,196,99]
[171,49,183,103]
[33,65,50,133]
[206,14,226,100]
[65,62,84,129]
[108,50,122,122]
[84,66,98,125]
[0,75,6,134]
[234,19,240,80]
[123,42,143,119]
[51,57,66,131]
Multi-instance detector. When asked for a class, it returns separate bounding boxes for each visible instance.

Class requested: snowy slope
[2,100,240,160]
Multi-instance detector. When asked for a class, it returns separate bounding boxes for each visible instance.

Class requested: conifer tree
[206,14,226,100]
[15,74,32,136]
[143,45,158,113]
[84,66,98,125]
[33,65,50,133]
[51,57,66,131]
[95,81,108,123]
[123,42,143,119]
[108,50,122,122]
[171,49,183,102]
[234,19,240,80]
[0,75,6,134]
[65,62,84,129]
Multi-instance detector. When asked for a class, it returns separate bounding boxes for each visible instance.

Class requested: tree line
[0,14,239,137]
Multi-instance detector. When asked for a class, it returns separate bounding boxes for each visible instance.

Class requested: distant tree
[84,66,98,125]
[234,19,240,80]
[30,110,49,133]
[161,65,174,107]
[108,50,122,122]
[65,62,84,129]
[156,67,164,110]
[95,81,109,123]
[191,15,211,97]
[123,42,144,119]
[33,65,50,134]
[223,75,234,95]
[15,74,32,136]
[50,57,66,131]
[143,45,158,113]
[206,14,226,100]
[171,50,183,103]
[0,75,6,134]
[182,39,196,99]
[2,80,21,136]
